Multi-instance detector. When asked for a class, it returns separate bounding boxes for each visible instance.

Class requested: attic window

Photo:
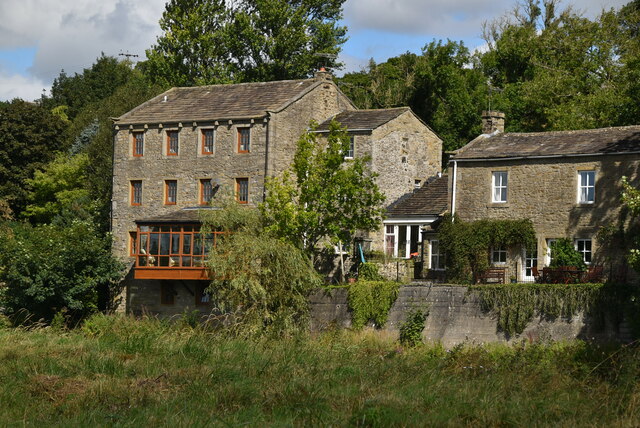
[414,179,421,189]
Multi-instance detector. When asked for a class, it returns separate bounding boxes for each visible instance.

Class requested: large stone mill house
[111,71,442,315]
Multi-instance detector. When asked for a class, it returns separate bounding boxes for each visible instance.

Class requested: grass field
[0,314,639,427]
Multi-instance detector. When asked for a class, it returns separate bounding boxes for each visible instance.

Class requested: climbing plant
[347,280,399,329]
[471,283,638,336]
[437,215,536,282]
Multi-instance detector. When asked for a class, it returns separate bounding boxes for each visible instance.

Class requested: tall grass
[0,314,638,426]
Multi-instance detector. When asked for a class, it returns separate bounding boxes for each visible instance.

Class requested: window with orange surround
[132,132,144,157]
[131,180,142,205]
[202,129,214,154]
[236,178,248,203]
[238,128,250,153]
[167,130,179,156]
[200,179,213,205]
[165,180,177,205]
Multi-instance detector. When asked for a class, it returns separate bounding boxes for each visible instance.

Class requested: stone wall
[309,285,632,347]
[453,155,640,280]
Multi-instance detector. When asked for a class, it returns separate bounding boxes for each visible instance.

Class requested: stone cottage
[111,72,442,316]
[448,111,640,282]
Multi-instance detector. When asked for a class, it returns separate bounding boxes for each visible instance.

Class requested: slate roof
[115,79,320,125]
[135,208,217,224]
[386,174,449,218]
[315,107,410,131]
[453,126,640,160]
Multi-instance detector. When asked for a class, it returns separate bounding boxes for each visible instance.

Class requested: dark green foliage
[358,262,383,281]
[201,198,322,336]
[549,238,586,269]
[142,0,347,87]
[43,54,137,121]
[0,221,124,323]
[399,308,428,347]
[437,215,536,281]
[471,283,639,336]
[0,100,68,214]
[347,280,399,329]
[338,40,486,153]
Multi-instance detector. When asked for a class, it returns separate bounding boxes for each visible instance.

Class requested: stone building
[111,73,442,315]
[448,111,640,281]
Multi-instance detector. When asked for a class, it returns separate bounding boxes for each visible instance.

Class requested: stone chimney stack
[314,67,332,81]
[482,110,505,134]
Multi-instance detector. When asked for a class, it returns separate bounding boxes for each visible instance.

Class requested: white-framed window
[492,245,507,264]
[578,170,595,204]
[523,244,538,280]
[383,224,422,258]
[429,240,445,270]
[345,136,354,159]
[492,171,508,203]
[334,241,350,255]
[575,239,592,264]
[545,238,558,266]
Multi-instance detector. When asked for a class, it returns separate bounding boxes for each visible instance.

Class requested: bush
[549,238,586,269]
[399,308,428,347]
[358,262,384,281]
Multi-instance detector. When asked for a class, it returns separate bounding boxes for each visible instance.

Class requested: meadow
[0,314,638,427]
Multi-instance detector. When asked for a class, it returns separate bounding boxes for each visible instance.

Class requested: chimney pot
[482,110,505,134]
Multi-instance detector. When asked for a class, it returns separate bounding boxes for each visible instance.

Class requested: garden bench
[477,267,506,284]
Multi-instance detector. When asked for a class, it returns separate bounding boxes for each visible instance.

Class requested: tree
[0,220,124,323]
[0,100,68,214]
[261,120,385,254]
[201,197,321,335]
[142,0,347,87]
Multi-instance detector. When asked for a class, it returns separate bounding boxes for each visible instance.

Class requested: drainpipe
[451,160,458,219]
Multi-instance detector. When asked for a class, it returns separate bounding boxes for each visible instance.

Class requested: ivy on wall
[347,281,400,329]
[470,283,639,336]
[437,215,536,282]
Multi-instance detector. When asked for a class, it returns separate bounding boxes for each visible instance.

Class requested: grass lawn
[0,315,638,427]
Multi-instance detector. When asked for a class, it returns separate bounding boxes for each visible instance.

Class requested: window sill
[487,203,510,208]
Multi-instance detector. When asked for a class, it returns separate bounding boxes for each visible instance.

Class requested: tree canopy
[142,0,347,87]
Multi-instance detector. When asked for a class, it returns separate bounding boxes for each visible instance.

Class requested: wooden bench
[477,267,506,284]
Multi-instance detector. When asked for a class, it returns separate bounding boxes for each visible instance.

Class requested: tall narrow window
[165,180,177,205]
[546,238,558,266]
[200,179,213,205]
[238,128,250,153]
[167,131,179,156]
[131,180,142,205]
[132,132,144,157]
[578,170,595,203]
[236,178,248,203]
[345,136,355,159]
[129,231,137,256]
[202,129,214,154]
[523,244,538,279]
[492,245,507,264]
[575,239,592,264]
[492,171,508,203]
[384,225,395,257]
[430,240,445,270]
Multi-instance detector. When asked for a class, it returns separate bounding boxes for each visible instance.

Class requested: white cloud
[0,71,47,102]
[0,0,166,99]
[343,0,630,38]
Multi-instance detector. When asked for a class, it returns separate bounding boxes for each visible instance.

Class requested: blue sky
[0,0,629,101]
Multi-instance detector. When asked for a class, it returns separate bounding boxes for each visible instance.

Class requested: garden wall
[308,284,633,347]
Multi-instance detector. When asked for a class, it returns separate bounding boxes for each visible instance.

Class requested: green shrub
[399,308,429,347]
[358,262,384,281]
[549,238,586,269]
[347,280,399,329]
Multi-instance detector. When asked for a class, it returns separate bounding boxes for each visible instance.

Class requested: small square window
[238,128,250,153]
[130,180,142,205]
[195,283,210,306]
[492,171,508,203]
[165,180,177,205]
[575,239,592,264]
[132,132,144,157]
[492,246,507,264]
[200,179,213,205]
[202,129,215,154]
[167,131,179,156]
[236,177,249,203]
[578,170,595,203]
